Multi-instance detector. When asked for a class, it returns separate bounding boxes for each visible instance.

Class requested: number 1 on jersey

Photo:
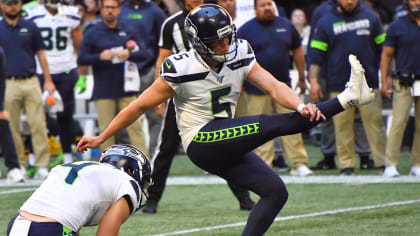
[210,86,232,118]
[63,162,97,185]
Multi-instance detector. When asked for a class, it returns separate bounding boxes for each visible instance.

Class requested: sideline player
[7,144,152,236]
[76,4,374,235]
[25,0,85,165]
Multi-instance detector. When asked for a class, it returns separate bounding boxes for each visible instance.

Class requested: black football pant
[187,98,344,236]
[38,69,78,153]
[7,214,77,236]
[148,99,252,205]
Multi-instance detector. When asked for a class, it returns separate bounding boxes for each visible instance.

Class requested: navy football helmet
[100,144,153,192]
[185,4,238,62]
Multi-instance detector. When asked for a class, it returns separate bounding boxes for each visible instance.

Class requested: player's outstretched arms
[76,78,175,153]
[247,61,325,122]
[153,48,172,117]
[96,197,131,236]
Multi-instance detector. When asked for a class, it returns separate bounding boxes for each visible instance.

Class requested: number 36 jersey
[20,162,142,232]
[161,39,256,151]
[25,5,81,74]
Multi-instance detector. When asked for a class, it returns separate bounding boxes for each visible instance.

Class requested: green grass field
[1,142,420,235]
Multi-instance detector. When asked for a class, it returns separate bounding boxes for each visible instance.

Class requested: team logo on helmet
[100,144,153,210]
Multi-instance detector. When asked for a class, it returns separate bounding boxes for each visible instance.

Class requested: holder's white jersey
[161,39,256,151]
[20,162,142,232]
[25,5,80,74]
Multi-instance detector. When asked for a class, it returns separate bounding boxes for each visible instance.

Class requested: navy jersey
[0,18,45,77]
[383,15,420,76]
[310,4,384,92]
[119,0,166,70]
[78,22,151,99]
[238,16,301,94]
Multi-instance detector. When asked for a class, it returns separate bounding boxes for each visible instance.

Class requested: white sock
[28,153,35,166]
[63,153,73,164]
[337,92,357,110]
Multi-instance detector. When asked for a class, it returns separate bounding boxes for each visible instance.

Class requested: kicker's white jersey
[20,162,142,232]
[161,39,256,151]
[25,5,80,74]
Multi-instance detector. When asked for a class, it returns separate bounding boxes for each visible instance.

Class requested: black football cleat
[360,155,375,170]
[142,200,158,214]
[272,154,290,172]
[340,168,355,176]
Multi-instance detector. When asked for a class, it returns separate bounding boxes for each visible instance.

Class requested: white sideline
[1,175,420,187]
[145,199,420,236]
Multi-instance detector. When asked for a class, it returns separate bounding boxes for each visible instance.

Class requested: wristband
[297,104,305,113]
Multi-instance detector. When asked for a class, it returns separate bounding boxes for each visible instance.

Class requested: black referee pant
[0,119,20,170]
[147,99,253,208]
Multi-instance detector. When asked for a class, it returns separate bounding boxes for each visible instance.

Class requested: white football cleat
[337,55,374,109]
[290,165,313,177]
[7,168,25,184]
[34,167,49,180]
[383,165,400,177]
[409,166,420,176]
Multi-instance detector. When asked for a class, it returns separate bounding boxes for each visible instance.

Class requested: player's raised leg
[188,55,374,159]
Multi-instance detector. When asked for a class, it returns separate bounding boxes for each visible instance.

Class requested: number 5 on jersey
[210,86,232,118]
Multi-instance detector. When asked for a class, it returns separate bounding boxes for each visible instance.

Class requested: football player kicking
[76,4,374,236]
[7,144,152,236]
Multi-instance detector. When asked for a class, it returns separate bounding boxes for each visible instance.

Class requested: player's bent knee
[261,177,289,204]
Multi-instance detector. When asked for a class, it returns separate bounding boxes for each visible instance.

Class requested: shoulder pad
[162,58,177,74]
[25,5,46,20]
[59,5,81,20]
[161,52,209,84]
[237,39,254,55]
[161,52,192,76]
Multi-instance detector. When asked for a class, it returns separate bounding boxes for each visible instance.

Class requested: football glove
[74,75,87,94]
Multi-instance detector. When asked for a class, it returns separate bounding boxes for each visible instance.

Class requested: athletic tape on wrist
[297,104,305,113]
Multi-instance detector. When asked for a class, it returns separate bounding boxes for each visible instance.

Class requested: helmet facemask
[185,4,239,63]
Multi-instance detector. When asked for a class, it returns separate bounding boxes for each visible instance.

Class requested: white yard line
[145,199,420,236]
[0,187,36,195]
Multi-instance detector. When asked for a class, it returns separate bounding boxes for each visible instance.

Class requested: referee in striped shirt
[142,0,255,214]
